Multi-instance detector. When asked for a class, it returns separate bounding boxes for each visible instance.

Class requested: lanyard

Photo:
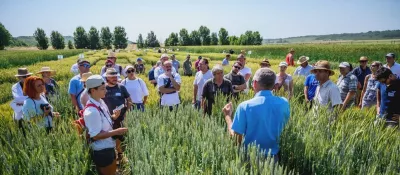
[89,100,113,128]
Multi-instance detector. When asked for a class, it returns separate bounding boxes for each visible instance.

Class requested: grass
[1,48,399,174]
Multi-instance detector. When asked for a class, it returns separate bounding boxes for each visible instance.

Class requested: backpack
[74,103,102,143]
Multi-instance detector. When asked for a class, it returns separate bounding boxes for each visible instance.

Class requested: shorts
[91,148,116,167]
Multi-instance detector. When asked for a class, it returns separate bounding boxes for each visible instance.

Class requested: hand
[52,112,60,118]
[222,102,233,117]
[358,104,362,109]
[114,127,128,135]
[192,100,196,104]
[392,114,400,122]
[376,107,380,115]
[165,70,172,77]
[113,109,121,118]
[74,106,80,114]
[305,99,310,103]
[228,128,235,136]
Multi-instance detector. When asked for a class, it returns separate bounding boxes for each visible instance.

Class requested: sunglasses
[359,61,368,63]
[371,64,379,67]
[126,70,135,74]
[233,66,241,69]
[80,64,91,68]
[21,75,31,78]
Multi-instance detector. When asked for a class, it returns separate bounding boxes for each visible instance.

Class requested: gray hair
[211,64,224,75]
[253,68,276,89]
[160,54,169,59]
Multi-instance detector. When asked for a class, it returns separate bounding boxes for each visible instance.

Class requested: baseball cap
[339,62,350,68]
[86,75,105,89]
[78,59,90,65]
[278,62,288,67]
[198,56,202,59]
[137,57,143,61]
[386,53,396,58]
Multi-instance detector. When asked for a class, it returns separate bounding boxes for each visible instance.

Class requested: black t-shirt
[102,84,130,122]
[386,79,400,118]
[202,79,233,104]
[224,72,245,97]
[135,64,145,74]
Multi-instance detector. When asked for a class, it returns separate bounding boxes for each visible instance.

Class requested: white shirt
[239,67,252,93]
[83,97,115,151]
[275,74,293,87]
[10,82,27,120]
[71,63,79,75]
[157,73,181,106]
[154,66,177,80]
[193,70,213,101]
[294,65,313,77]
[313,80,343,111]
[384,62,400,78]
[121,78,149,103]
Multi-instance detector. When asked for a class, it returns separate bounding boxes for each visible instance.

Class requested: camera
[40,104,52,117]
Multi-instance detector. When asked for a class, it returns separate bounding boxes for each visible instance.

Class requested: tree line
[0,23,129,50]
[136,26,263,48]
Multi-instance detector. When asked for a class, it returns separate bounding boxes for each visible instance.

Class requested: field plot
[1,46,399,174]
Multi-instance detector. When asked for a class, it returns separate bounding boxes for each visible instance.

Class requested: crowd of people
[9,49,400,174]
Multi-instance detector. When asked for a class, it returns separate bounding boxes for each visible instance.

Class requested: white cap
[124,65,135,73]
[86,75,105,89]
[279,62,288,67]
[339,62,350,68]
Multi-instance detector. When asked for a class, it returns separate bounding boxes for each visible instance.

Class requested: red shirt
[286,53,295,66]
[195,60,201,71]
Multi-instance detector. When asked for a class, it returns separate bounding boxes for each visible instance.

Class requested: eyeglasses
[126,70,135,74]
[371,65,378,67]
[233,66,241,69]
[80,64,91,68]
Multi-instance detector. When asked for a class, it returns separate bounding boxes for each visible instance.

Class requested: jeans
[164,105,179,112]
[131,103,145,112]
[193,100,201,110]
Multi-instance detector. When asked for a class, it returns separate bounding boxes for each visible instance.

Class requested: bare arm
[236,83,247,90]
[170,77,181,91]
[193,85,198,103]
[304,86,309,102]
[244,74,251,82]
[92,128,127,141]
[159,86,177,94]
[223,110,244,145]
[359,75,370,107]
[70,94,79,112]
[289,80,294,99]
[143,96,148,104]
[126,97,132,112]
[376,89,381,115]
[342,91,356,109]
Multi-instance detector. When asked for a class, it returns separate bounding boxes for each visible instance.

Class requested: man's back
[231,90,290,155]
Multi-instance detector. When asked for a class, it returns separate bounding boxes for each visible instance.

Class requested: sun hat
[15,68,33,77]
[339,62,351,68]
[297,56,310,64]
[278,62,288,67]
[36,67,56,75]
[105,68,118,77]
[359,56,368,61]
[385,53,396,58]
[80,72,93,82]
[310,60,335,76]
[86,75,105,89]
[108,52,117,58]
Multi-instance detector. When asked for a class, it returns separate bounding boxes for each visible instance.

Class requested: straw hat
[359,56,368,61]
[15,68,33,77]
[310,60,335,76]
[105,68,118,77]
[80,72,93,82]
[107,52,117,58]
[36,67,56,75]
[297,56,310,64]
[260,59,271,66]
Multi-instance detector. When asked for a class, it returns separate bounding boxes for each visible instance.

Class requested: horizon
[1,0,399,41]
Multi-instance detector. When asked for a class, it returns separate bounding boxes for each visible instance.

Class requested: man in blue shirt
[222,54,230,66]
[222,68,290,162]
[304,73,319,109]
[68,59,91,113]
[352,56,371,106]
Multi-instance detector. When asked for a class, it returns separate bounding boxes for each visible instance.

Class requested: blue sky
[1,0,399,41]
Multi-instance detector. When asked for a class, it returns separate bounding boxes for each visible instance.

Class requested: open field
[1,46,400,174]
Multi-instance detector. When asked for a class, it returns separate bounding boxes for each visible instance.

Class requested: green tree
[228,36,239,45]
[0,23,11,50]
[50,31,65,49]
[167,32,179,46]
[198,25,211,45]
[189,30,201,45]
[164,38,170,47]
[210,32,218,45]
[100,27,113,49]
[137,34,144,48]
[144,31,160,47]
[179,28,191,46]
[253,31,263,45]
[67,40,74,49]
[73,26,89,49]
[88,26,101,50]
[33,28,49,50]
[113,26,128,49]
[218,28,229,45]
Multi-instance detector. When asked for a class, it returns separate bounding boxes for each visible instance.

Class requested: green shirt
[183,60,192,74]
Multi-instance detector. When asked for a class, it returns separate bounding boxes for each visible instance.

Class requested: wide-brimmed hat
[105,68,118,77]
[297,56,309,64]
[260,59,271,66]
[359,56,368,61]
[310,60,335,76]
[107,52,117,58]
[36,67,56,75]
[80,72,93,82]
[15,68,33,77]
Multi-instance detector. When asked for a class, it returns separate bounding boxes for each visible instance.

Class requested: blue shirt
[294,65,313,77]
[22,95,54,128]
[148,68,155,81]
[304,74,319,100]
[172,60,180,71]
[352,66,371,89]
[376,82,388,115]
[222,58,229,66]
[231,90,290,155]
[68,75,85,109]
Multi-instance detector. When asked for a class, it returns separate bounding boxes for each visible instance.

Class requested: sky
[1,0,399,41]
